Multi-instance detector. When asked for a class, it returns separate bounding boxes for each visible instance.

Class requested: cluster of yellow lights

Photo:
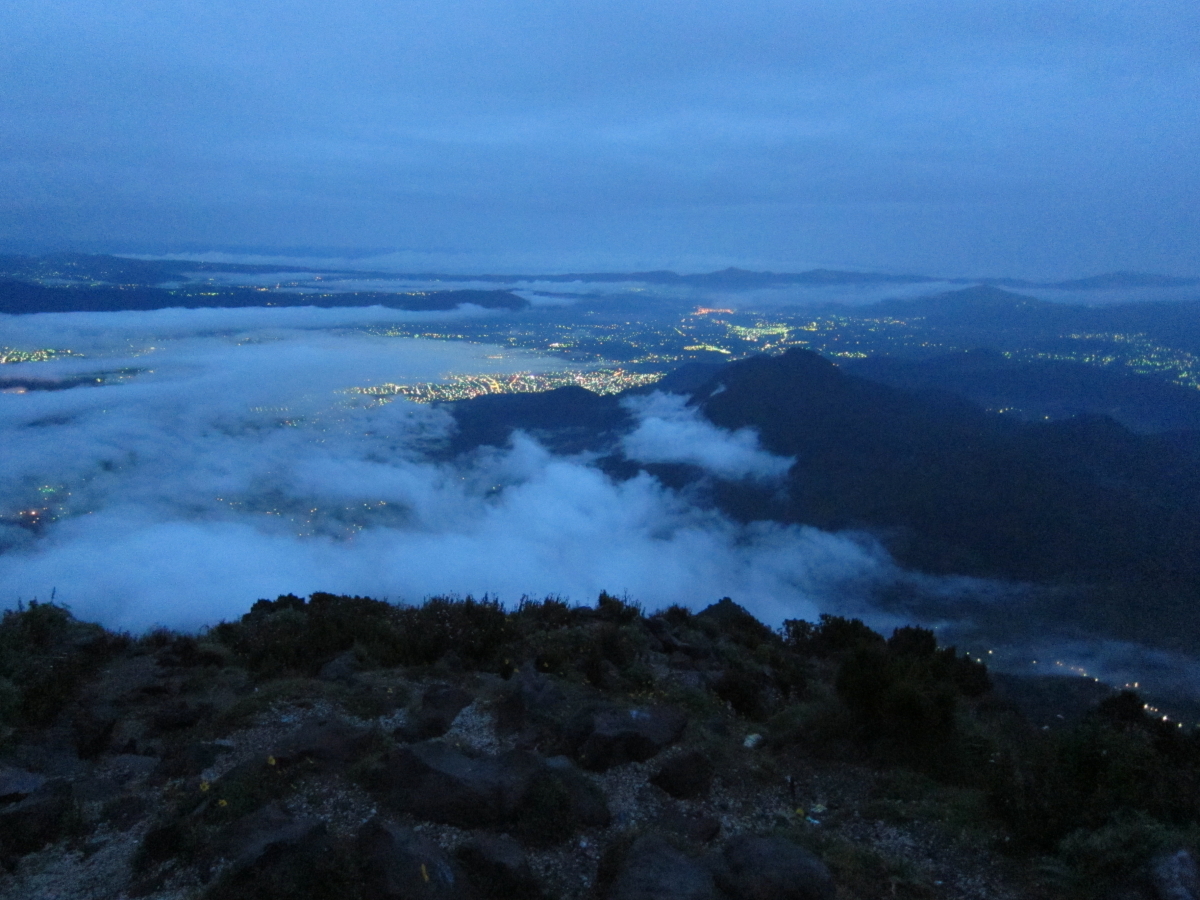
[0,347,74,364]
[348,368,665,404]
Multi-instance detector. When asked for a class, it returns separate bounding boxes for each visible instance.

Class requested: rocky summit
[0,592,1197,899]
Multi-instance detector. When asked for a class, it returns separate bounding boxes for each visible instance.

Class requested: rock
[358,817,474,899]
[651,751,715,799]
[372,741,608,841]
[0,767,46,803]
[270,719,375,770]
[606,834,721,900]
[1152,849,1200,900]
[0,779,73,856]
[515,756,611,845]
[717,835,835,900]
[220,802,322,872]
[398,685,474,741]
[317,650,361,683]
[576,705,688,771]
[544,756,611,827]
[496,666,570,738]
[458,833,542,899]
[376,741,542,828]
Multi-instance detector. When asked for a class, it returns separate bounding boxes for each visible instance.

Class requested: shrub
[213,593,514,676]
[0,601,128,728]
[784,614,885,657]
[987,692,1200,853]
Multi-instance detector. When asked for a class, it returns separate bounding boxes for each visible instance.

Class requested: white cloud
[0,310,888,631]
[620,391,793,481]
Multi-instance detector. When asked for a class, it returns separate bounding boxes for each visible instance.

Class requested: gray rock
[0,779,73,856]
[1153,849,1200,900]
[373,741,609,841]
[545,756,611,825]
[458,833,542,899]
[398,686,474,741]
[221,802,322,872]
[577,706,688,771]
[358,817,474,900]
[270,719,375,770]
[607,835,721,900]
[496,666,570,738]
[718,835,835,900]
[651,750,715,799]
[318,650,360,683]
[0,766,46,802]
[378,741,543,828]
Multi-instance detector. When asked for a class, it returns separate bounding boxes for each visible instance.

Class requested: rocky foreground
[0,593,1197,900]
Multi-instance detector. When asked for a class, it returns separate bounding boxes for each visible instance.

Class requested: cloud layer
[621,392,793,481]
[0,309,890,631]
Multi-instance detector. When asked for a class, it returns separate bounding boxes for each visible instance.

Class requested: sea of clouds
[0,306,896,633]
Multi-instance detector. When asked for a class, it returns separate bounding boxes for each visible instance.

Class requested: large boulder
[398,686,474,742]
[0,779,73,857]
[514,755,611,845]
[717,835,835,900]
[372,740,608,840]
[358,818,474,900]
[0,767,46,803]
[219,802,323,873]
[375,741,541,828]
[457,833,543,899]
[606,835,721,900]
[269,719,375,770]
[576,706,688,771]
[495,666,572,742]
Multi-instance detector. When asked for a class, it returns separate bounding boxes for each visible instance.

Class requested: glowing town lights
[347,369,665,404]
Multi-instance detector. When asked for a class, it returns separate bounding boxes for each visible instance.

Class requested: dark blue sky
[2,0,1197,277]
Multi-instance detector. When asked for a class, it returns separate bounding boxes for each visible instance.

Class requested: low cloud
[621,392,793,481]
[0,309,888,632]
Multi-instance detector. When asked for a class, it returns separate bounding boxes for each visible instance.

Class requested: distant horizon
[4,246,1199,286]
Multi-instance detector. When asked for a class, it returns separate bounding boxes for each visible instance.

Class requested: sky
[2,0,1198,278]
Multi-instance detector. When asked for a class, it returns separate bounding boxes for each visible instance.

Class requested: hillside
[1,594,1197,900]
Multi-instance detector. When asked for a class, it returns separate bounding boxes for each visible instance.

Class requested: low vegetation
[0,593,1196,899]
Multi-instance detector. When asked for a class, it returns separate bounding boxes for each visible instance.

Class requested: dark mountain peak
[919,283,1047,309]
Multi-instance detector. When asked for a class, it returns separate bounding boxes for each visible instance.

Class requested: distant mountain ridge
[844,348,1200,434]
[1,252,1196,292]
[866,284,1200,354]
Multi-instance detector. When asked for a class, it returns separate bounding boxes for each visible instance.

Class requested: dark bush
[785,615,885,657]
[512,596,577,631]
[887,626,938,657]
[595,591,642,624]
[660,605,693,627]
[987,692,1200,853]
[0,601,128,728]
[213,593,514,676]
[713,666,772,720]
